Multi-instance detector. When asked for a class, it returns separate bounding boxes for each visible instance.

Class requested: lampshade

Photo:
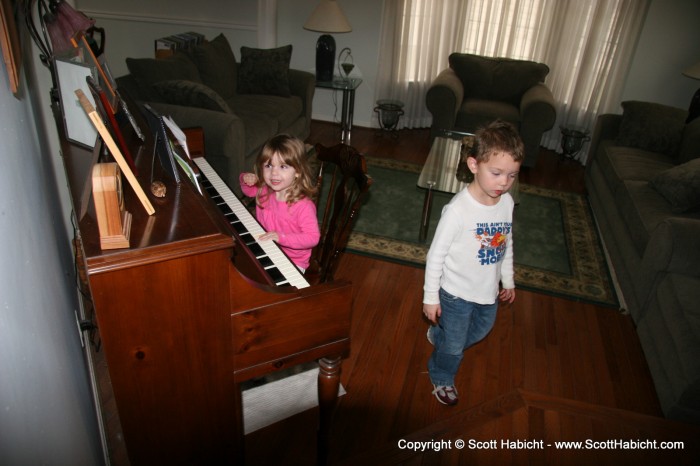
[682,61,700,80]
[304,0,352,33]
[45,1,95,55]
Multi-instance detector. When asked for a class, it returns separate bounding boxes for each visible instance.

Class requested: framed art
[55,57,98,148]
[0,0,21,94]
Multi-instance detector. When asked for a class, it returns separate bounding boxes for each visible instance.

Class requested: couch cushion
[230,94,303,131]
[457,98,520,130]
[616,101,688,157]
[188,33,238,100]
[126,53,200,100]
[615,180,676,257]
[651,158,700,213]
[151,80,231,113]
[237,45,292,97]
[595,141,675,196]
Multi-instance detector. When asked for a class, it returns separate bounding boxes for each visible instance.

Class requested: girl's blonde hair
[253,134,318,206]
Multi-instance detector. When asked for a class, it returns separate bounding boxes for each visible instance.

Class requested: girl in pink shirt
[239,134,320,271]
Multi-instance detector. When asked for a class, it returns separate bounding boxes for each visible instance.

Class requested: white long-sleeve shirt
[423,187,515,306]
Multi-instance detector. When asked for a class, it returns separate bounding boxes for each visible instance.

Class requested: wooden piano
[60,107,352,464]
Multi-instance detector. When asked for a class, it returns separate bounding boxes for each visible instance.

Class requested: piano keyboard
[194,157,310,289]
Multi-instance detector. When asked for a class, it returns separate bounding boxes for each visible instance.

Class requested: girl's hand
[258,231,279,242]
[242,173,258,186]
[423,303,441,324]
[499,288,516,304]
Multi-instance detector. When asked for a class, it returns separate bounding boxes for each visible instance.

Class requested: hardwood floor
[96,122,700,464]
[244,122,700,465]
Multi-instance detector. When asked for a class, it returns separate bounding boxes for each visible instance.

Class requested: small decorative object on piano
[92,162,131,249]
[150,180,167,198]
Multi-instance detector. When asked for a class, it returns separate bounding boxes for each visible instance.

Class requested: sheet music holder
[141,104,181,184]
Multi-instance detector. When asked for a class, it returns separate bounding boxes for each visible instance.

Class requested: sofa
[115,34,315,193]
[425,53,556,167]
[585,101,700,423]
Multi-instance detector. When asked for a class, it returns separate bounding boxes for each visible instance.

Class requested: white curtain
[375,0,650,163]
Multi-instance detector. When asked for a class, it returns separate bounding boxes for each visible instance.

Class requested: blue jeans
[428,288,498,386]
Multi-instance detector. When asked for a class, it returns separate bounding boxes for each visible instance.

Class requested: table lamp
[682,60,700,123]
[304,0,351,82]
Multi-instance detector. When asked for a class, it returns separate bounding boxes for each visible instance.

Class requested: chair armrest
[519,83,556,143]
[288,69,316,130]
[426,68,464,134]
[520,83,556,129]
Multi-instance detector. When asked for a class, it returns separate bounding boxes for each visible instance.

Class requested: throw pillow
[189,34,238,100]
[237,45,292,97]
[151,80,231,114]
[126,53,201,99]
[616,101,688,157]
[651,157,700,213]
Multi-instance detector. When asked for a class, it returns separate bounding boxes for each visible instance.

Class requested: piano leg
[233,383,245,464]
[317,355,342,466]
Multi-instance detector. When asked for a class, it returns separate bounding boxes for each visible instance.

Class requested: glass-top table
[315,77,362,144]
[417,130,475,241]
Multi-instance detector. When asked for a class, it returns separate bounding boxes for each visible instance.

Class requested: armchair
[426,53,556,167]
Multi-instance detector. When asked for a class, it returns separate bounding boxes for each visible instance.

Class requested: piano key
[194,157,310,289]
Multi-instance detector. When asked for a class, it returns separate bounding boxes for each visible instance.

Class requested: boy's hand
[423,303,441,324]
[242,173,258,186]
[499,288,516,303]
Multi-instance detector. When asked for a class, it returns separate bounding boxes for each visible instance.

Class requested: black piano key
[266,267,286,284]
[219,204,234,216]
[247,243,265,257]
[258,256,274,268]
[239,233,256,245]
[231,222,248,235]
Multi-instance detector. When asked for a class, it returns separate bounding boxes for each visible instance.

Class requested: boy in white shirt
[423,120,524,405]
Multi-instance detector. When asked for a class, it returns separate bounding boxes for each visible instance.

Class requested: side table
[316,77,362,144]
[417,131,473,241]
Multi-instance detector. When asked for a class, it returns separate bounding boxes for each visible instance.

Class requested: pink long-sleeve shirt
[239,175,320,270]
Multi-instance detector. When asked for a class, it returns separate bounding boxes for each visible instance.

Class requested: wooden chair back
[307,143,372,284]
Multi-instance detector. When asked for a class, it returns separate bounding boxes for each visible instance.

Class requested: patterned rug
[345,157,618,307]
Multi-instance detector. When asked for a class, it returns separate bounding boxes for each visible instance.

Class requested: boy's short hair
[469,120,525,163]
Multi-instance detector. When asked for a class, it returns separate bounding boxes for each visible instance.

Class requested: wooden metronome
[92,162,132,249]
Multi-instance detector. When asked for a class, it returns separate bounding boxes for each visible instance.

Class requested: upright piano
[60,108,352,464]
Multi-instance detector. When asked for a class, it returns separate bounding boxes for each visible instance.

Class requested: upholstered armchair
[426,53,556,167]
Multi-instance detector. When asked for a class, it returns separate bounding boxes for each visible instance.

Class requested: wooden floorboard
[95,122,699,465]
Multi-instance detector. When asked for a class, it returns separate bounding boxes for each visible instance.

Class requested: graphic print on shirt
[474,221,511,265]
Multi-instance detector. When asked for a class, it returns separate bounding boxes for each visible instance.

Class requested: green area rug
[344,157,618,307]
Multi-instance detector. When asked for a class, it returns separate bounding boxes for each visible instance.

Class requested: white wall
[79,0,700,128]
[620,0,700,112]
[277,0,384,128]
[0,23,103,466]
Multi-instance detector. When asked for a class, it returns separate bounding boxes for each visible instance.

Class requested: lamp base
[316,34,335,82]
[687,87,700,123]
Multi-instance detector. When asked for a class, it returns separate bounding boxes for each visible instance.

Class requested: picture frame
[86,75,137,174]
[55,57,99,148]
[0,0,21,94]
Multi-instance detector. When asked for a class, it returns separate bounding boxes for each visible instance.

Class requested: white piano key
[195,157,310,289]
